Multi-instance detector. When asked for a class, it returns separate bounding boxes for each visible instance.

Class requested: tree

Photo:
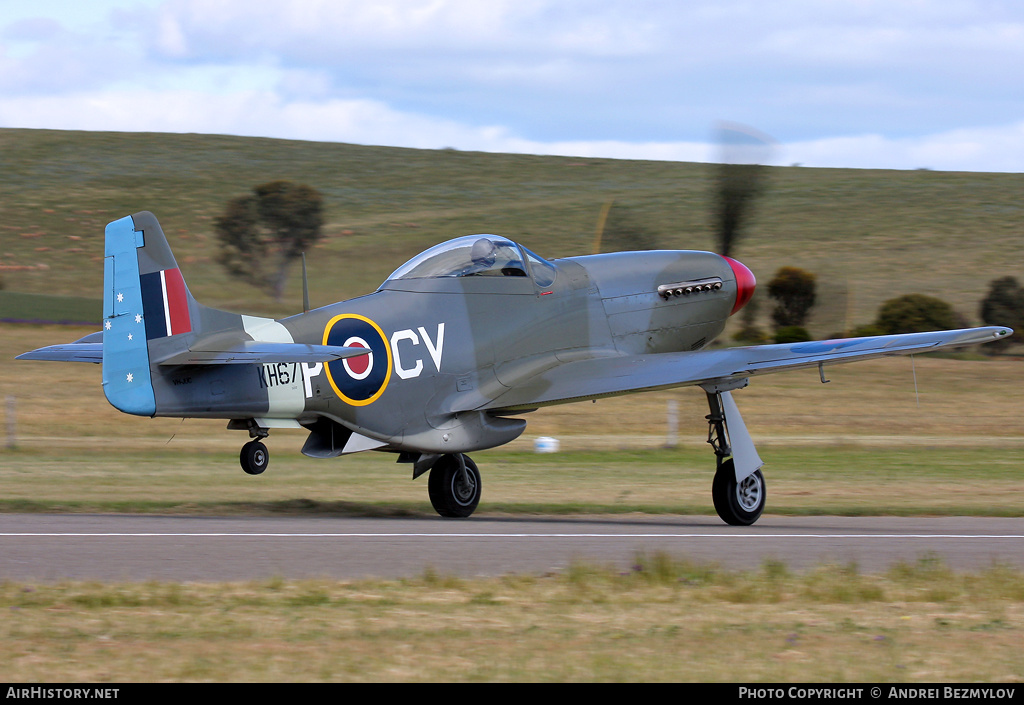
[874,293,956,334]
[979,276,1024,350]
[767,266,816,329]
[215,180,324,301]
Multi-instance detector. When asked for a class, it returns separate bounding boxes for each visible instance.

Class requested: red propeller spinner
[724,256,756,315]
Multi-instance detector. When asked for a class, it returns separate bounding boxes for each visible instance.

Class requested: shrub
[773,325,811,343]
[979,276,1024,349]
[874,294,956,335]
[767,266,816,328]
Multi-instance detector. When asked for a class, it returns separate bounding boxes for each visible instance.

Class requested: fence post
[5,395,15,450]
[665,398,678,448]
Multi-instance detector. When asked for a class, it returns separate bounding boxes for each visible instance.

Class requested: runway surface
[1,514,1022,582]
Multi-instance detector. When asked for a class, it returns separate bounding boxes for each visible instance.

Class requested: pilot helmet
[470,238,497,267]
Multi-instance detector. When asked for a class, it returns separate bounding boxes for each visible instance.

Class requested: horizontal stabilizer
[16,332,103,363]
[17,336,371,366]
[16,343,103,363]
[156,342,373,366]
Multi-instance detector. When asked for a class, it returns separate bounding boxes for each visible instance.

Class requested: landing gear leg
[703,385,766,526]
[427,454,482,518]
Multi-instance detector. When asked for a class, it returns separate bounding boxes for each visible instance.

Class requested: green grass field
[2,445,1022,518]
[0,291,100,324]
[1,557,1022,682]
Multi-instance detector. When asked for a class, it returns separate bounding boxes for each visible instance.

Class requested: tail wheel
[712,459,765,526]
[427,454,481,518]
[240,440,269,475]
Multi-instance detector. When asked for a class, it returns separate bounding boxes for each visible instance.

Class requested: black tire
[240,440,269,476]
[712,459,765,526]
[427,454,481,518]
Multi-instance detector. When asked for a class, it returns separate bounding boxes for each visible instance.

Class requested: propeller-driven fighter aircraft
[18,209,1011,524]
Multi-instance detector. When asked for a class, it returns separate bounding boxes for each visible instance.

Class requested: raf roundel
[322,314,393,406]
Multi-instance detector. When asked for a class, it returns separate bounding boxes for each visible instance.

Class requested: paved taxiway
[1,514,1021,581]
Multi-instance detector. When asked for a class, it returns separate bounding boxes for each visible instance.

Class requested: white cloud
[154,9,188,58]
[0,89,486,147]
[0,1,1022,171]
[784,122,1024,172]
[3,87,1019,172]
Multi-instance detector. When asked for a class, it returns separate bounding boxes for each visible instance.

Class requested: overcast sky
[1,0,1022,171]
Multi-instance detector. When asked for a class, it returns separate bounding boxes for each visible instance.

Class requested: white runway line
[2,532,1023,539]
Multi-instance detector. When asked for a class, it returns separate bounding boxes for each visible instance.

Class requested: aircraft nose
[724,256,756,315]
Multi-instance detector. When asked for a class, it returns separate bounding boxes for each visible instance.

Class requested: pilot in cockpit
[470,238,497,270]
[462,237,526,277]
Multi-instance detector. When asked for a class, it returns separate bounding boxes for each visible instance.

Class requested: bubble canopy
[385,235,556,287]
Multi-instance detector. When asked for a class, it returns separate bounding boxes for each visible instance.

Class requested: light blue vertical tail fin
[102,212,197,416]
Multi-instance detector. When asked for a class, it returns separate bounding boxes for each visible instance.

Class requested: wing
[463,326,1012,412]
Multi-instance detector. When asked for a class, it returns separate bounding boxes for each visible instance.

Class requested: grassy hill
[1,128,1021,334]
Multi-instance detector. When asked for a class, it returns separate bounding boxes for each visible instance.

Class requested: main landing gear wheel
[712,459,765,526]
[428,454,481,518]
[240,440,269,476]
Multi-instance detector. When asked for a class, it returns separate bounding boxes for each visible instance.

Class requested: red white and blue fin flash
[140,267,192,339]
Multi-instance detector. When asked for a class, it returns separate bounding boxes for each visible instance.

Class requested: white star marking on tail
[128,333,133,341]
[126,373,134,383]
[117,292,124,303]
[104,320,111,330]
[135,314,142,323]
